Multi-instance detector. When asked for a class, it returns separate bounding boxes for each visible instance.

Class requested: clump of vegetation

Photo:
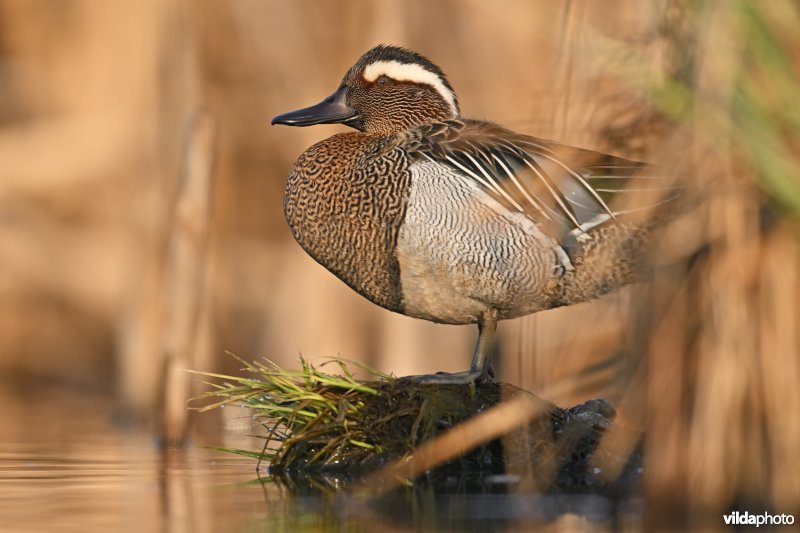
[193,355,508,474]
[194,355,633,496]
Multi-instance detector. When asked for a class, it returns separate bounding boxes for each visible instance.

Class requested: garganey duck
[272,45,674,384]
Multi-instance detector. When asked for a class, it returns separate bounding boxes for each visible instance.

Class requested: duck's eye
[376,75,392,86]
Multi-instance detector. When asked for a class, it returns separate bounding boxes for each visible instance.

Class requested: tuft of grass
[191,354,394,471]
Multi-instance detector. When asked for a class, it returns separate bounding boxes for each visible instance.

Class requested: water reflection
[264,468,642,532]
[0,385,640,532]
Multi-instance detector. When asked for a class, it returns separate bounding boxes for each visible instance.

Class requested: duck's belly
[395,161,559,325]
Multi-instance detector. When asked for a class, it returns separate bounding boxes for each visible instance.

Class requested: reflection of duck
[273,45,675,384]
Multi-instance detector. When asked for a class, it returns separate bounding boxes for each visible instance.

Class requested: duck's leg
[402,308,498,384]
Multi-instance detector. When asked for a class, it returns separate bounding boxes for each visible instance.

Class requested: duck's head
[272,45,459,134]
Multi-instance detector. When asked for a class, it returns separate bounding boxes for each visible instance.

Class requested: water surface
[0,385,638,532]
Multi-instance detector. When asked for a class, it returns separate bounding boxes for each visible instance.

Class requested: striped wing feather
[408,120,673,242]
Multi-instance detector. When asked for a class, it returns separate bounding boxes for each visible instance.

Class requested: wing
[404,120,677,245]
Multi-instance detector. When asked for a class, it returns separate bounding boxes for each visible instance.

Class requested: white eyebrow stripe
[363,60,458,116]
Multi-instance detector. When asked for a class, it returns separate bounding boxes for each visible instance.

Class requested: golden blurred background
[0,0,668,414]
[1,0,798,524]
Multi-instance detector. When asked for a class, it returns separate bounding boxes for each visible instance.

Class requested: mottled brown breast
[283,132,410,312]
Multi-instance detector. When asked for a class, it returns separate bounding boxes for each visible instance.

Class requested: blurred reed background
[0,0,797,525]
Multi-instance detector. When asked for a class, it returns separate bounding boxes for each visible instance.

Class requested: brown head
[272,45,460,135]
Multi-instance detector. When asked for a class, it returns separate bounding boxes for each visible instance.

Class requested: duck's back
[284,127,664,326]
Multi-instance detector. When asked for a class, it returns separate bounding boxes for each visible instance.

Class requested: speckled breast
[283,132,411,313]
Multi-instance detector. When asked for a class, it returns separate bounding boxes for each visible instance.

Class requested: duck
[272,45,674,384]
